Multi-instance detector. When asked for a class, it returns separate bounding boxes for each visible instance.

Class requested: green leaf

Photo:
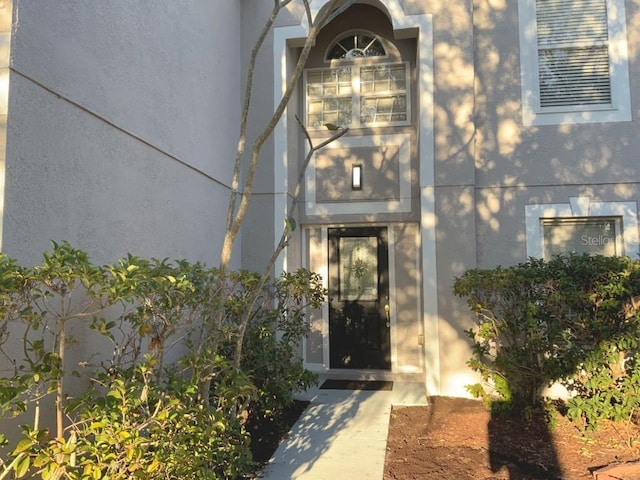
[107,389,123,400]
[285,217,297,231]
[12,438,33,455]
[33,452,49,468]
[14,454,31,477]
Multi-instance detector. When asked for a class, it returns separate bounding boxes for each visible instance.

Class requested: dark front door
[328,227,391,369]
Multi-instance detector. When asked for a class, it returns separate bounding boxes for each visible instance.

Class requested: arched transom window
[305,30,410,130]
[326,31,386,59]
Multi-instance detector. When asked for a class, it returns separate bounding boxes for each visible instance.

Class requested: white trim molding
[305,133,412,215]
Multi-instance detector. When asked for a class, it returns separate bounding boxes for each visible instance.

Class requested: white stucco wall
[4,1,242,266]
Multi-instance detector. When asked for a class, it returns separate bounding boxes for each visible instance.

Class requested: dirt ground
[384,396,640,480]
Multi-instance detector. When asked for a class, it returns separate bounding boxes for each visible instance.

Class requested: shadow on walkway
[259,389,390,479]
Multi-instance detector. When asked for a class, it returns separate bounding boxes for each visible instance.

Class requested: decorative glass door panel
[339,236,378,301]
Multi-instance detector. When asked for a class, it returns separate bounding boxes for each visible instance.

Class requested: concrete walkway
[258,381,427,479]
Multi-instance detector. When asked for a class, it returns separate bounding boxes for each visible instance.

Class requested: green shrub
[454,253,640,425]
[74,367,252,480]
[0,242,323,478]
[241,269,322,416]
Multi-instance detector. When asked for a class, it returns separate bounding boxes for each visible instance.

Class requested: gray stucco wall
[0,1,10,248]
[0,1,248,444]
[238,1,281,273]
[4,1,242,266]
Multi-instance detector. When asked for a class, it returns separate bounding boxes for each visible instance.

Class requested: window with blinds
[536,0,611,108]
[518,0,630,125]
[305,62,410,129]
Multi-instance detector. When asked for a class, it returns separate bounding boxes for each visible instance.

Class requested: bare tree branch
[225,2,283,237]
[262,119,349,279]
[225,0,349,376]
[220,0,346,269]
[323,0,356,26]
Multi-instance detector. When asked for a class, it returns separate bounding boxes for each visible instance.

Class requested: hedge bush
[454,253,640,427]
[0,242,323,478]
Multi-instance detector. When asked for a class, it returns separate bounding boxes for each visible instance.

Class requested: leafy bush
[240,269,322,416]
[0,242,324,478]
[454,253,640,425]
[73,367,252,480]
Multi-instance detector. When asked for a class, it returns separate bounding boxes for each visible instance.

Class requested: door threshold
[320,369,421,383]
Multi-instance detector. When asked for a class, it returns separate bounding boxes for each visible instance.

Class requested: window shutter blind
[535,0,611,107]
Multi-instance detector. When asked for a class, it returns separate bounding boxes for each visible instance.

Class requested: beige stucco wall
[391,223,422,372]
[260,0,479,394]
[429,0,640,394]
[473,0,640,269]
[251,0,640,397]
[5,0,633,402]
[428,0,479,395]
[305,227,326,365]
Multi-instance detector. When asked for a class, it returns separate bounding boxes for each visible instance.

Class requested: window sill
[523,105,631,127]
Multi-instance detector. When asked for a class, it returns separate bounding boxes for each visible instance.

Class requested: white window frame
[304,61,411,130]
[518,0,631,126]
[525,196,639,258]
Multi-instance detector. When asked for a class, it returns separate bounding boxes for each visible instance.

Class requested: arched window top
[326,31,386,60]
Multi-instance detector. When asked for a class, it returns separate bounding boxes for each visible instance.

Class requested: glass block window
[306,67,353,128]
[305,62,410,129]
[360,64,408,124]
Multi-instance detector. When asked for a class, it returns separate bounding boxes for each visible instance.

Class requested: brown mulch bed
[384,396,640,480]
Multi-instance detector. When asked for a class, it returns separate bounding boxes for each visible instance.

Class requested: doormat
[319,379,393,391]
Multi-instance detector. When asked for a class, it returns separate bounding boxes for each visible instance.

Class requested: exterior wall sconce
[352,164,362,190]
